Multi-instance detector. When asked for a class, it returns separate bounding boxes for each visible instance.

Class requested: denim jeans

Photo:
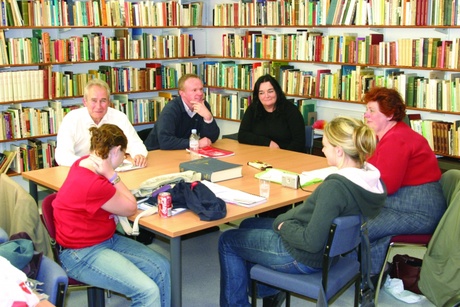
[219,218,319,307]
[367,182,446,274]
[59,234,171,307]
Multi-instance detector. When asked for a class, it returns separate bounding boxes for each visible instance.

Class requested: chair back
[41,193,61,262]
[305,126,314,154]
[327,215,362,258]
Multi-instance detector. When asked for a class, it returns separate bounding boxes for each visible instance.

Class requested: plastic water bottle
[189,129,200,160]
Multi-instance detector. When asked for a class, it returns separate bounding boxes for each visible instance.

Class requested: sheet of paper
[201,180,266,207]
[116,159,143,172]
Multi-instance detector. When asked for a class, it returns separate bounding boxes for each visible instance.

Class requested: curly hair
[89,124,127,159]
[363,87,406,122]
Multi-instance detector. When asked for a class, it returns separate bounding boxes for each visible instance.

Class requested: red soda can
[158,192,172,218]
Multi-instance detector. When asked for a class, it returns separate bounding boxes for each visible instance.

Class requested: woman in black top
[238,74,306,153]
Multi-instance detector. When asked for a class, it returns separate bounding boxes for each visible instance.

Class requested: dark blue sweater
[144,96,220,150]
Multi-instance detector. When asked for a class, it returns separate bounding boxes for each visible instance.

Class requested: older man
[55,78,148,167]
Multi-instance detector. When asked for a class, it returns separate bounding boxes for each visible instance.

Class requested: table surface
[22,139,328,236]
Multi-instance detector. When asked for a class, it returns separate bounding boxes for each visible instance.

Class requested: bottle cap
[191,129,197,134]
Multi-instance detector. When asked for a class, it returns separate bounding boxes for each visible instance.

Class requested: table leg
[170,236,182,307]
[29,181,38,203]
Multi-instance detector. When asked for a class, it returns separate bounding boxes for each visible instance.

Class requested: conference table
[22,139,328,306]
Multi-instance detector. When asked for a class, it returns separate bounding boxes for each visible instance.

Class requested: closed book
[179,157,242,182]
[0,150,16,173]
[185,146,235,158]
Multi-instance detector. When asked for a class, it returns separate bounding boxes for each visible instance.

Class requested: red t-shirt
[368,121,441,195]
[54,156,116,248]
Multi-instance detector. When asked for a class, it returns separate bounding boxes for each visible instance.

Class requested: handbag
[389,254,422,294]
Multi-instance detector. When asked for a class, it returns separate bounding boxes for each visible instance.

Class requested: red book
[186,146,235,158]
[315,69,331,96]
[146,62,162,90]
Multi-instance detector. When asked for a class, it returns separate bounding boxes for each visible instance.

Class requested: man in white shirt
[55,79,148,167]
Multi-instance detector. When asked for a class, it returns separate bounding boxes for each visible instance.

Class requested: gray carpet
[63,226,435,306]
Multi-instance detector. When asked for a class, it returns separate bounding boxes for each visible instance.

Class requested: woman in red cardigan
[363,87,446,276]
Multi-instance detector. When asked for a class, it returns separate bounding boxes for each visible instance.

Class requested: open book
[201,180,267,208]
[115,159,143,172]
[255,166,338,187]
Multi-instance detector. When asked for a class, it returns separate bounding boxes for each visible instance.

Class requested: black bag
[390,254,422,294]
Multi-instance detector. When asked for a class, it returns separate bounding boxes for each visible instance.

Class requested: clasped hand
[191,100,212,121]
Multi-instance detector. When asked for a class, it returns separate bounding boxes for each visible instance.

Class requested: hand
[198,137,212,148]
[131,154,147,167]
[89,154,116,180]
[191,100,212,121]
[269,140,280,149]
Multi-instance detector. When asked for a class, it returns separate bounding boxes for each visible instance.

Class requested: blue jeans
[59,234,171,307]
[219,218,319,307]
[368,182,446,274]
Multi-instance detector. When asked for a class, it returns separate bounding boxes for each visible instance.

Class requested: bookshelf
[0,0,205,176]
[202,0,460,160]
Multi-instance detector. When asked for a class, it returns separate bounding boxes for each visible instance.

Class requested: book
[115,159,144,172]
[0,150,16,173]
[179,157,242,182]
[255,166,338,187]
[186,146,235,158]
[200,180,267,208]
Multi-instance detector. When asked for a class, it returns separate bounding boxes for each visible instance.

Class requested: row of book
[0,90,179,142]
[0,62,197,103]
[0,29,196,66]
[408,115,460,156]
[2,139,58,174]
[1,0,203,27]
[221,31,460,70]
[200,60,460,113]
[213,0,460,26]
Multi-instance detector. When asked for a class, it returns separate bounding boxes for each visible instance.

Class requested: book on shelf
[200,180,266,208]
[185,146,235,158]
[0,150,16,174]
[179,157,242,183]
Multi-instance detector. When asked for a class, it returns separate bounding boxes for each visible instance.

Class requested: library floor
[61,226,435,307]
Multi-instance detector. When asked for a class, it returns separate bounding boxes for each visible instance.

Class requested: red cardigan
[368,122,441,195]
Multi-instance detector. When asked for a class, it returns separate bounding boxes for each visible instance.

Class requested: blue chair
[41,193,106,307]
[305,125,314,154]
[0,227,68,307]
[250,215,363,307]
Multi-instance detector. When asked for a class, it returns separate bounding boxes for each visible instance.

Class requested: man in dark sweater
[144,74,220,150]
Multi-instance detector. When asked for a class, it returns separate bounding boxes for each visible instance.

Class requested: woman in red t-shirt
[53,124,170,307]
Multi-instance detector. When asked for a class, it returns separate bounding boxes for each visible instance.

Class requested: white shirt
[55,107,148,166]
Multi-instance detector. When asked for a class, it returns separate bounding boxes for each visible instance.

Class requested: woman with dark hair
[363,87,446,276]
[238,74,306,153]
[53,124,171,307]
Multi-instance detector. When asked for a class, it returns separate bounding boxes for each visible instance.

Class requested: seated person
[219,116,387,307]
[144,73,220,150]
[238,74,306,153]
[363,87,446,275]
[55,78,147,167]
[53,124,170,306]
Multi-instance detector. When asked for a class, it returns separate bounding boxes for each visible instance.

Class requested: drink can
[158,192,172,218]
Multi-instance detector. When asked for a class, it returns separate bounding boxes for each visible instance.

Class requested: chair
[374,169,460,304]
[41,193,106,307]
[222,132,239,140]
[137,127,153,142]
[250,215,363,307]
[305,125,314,154]
[0,227,68,307]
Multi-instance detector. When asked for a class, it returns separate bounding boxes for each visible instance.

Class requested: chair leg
[87,287,105,307]
[375,245,394,306]
[251,279,258,307]
[56,282,66,307]
[286,292,291,307]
